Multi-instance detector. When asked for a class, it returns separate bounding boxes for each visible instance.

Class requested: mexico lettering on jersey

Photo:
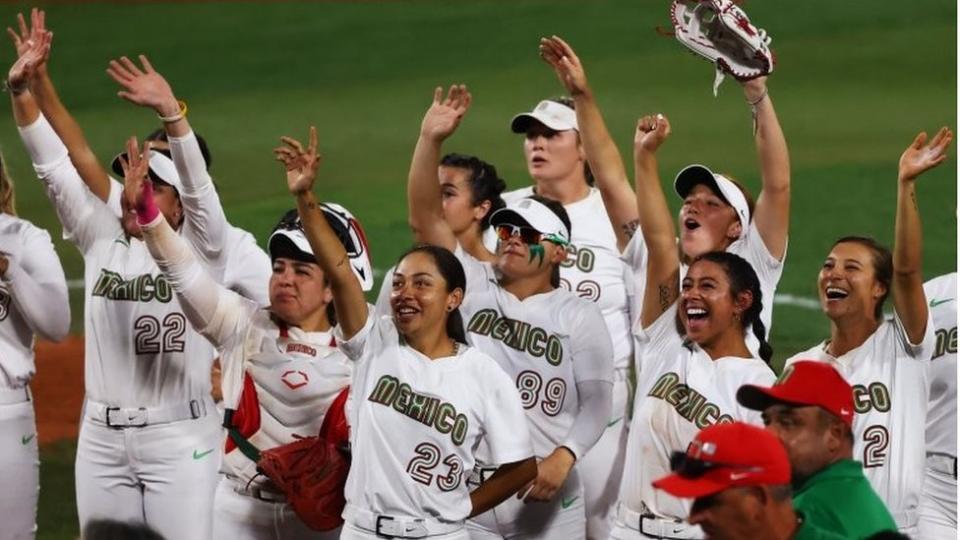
[786,312,935,531]
[221,310,351,487]
[456,248,614,459]
[499,188,633,368]
[338,312,532,523]
[620,303,774,521]
[923,273,957,460]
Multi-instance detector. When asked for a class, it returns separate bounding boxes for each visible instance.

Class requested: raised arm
[742,77,789,260]
[407,85,470,251]
[894,127,952,342]
[276,127,368,339]
[634,114,681,328]
[540,36,638,250]
[107,54,226,262]
[121,136,252,349]
[8,9,113,202]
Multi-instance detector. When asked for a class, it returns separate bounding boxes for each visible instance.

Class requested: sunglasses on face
[495,224,545,245]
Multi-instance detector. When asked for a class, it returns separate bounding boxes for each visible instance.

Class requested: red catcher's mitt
[257,387,351,531]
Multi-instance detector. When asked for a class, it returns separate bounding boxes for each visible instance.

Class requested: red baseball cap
[736,361,855,427]
[652,422,791,498]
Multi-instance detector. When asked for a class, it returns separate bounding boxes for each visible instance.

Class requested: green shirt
[793,513,850,540]
[794,459,897,539]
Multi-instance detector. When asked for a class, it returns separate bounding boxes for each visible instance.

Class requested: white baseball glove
[670,0,774,95]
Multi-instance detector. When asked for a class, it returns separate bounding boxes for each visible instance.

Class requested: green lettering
[368,375,399,405]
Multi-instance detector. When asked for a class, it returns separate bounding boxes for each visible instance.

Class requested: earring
[733,312,741,322]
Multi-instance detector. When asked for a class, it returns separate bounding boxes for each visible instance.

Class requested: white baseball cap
[510,100,579,133]
[674,164,751,236]
[268,204,375,292]
[489,197,571,245]
[110,150,184,194]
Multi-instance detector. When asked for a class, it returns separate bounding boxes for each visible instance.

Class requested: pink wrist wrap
[135,180,161,225]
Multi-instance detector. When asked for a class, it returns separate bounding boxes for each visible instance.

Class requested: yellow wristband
[157,100,188,123]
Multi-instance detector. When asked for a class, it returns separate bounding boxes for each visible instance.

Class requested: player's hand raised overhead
[419,84,471,142]
[275,126,320,195]
[107,55,181,119]
[898,127,953,182]
[634,113,672,155]
[539,35,590,97]
[6,10,51,92]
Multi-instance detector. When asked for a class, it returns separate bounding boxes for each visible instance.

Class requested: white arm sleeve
[561,301,615,459]
[139,213,255,350]
[561,379,613,460]
[2,226,69,341]
[18,115,116,250]
[168,131,227,265]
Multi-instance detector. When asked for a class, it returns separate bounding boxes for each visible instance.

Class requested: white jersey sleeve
[222,225,271,307]
[17,115,120,251]
[168,131,227,268]
[923,273,957,458]
[480,362,535,465]
[139,214,258,352]
[0,216,70,388]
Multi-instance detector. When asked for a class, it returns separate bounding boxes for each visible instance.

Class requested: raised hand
[899,127,953,182]
[6,27,50,92]
[7,9,47,62]
[106,55,179,116]
[118,136,157,222]
[634,114,672,155]
[275,126,320,195]
[539,36,589,97]
[419,84,471,142]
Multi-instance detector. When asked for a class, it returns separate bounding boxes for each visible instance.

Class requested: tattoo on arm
[621,220,640,240]
[658,284,673,311]
[910,191,918,211]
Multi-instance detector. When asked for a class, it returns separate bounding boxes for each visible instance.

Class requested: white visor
[510,100,579,133]
[674,164,750,236]
[489,197,570,245]
[111,150,183,193]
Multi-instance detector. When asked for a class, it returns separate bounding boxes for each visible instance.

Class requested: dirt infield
[34,336,85,445]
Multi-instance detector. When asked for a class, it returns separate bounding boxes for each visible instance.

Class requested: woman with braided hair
[610,115,775,540]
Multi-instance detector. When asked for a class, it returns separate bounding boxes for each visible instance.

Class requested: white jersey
[338,312,532,523]
[456,248,614,459]
[622,219,784,355]
[20,116,218,407]
[0,214,69,388]
[786,312,935,530]
[620,303,774,520]
[497,187,633,369]
[108,179,271,308]
[923,273,956,458]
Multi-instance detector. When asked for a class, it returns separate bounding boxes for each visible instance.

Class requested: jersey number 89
[516,370,566,416]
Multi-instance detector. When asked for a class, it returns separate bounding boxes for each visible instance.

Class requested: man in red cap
[652,422,845,539]
[737,361,896,538]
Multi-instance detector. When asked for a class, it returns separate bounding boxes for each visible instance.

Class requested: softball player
[9,38,227,538]
[609,116,775,540]
[375,152,506,313]
[277,127,537,539]
[785,127,953,536]
[492,38,639,538]
[123,134,372,537]
[0,158,69,540]
[409,86,615,539]
[919,272,957,539]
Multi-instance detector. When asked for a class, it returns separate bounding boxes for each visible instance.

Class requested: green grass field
[0,1,953,537]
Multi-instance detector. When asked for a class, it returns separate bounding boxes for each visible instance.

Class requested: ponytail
[447,308,468,345]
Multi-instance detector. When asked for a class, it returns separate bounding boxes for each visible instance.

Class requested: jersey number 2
[134,313,187,355]
[862,425,889,468]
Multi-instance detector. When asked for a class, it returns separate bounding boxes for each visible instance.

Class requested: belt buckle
[640,513,685,539]
[375,515,395,537]
[375,515,428,539]
[106,407,147,428]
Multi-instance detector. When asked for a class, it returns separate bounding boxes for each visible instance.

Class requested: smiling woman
[784,127,954,537]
